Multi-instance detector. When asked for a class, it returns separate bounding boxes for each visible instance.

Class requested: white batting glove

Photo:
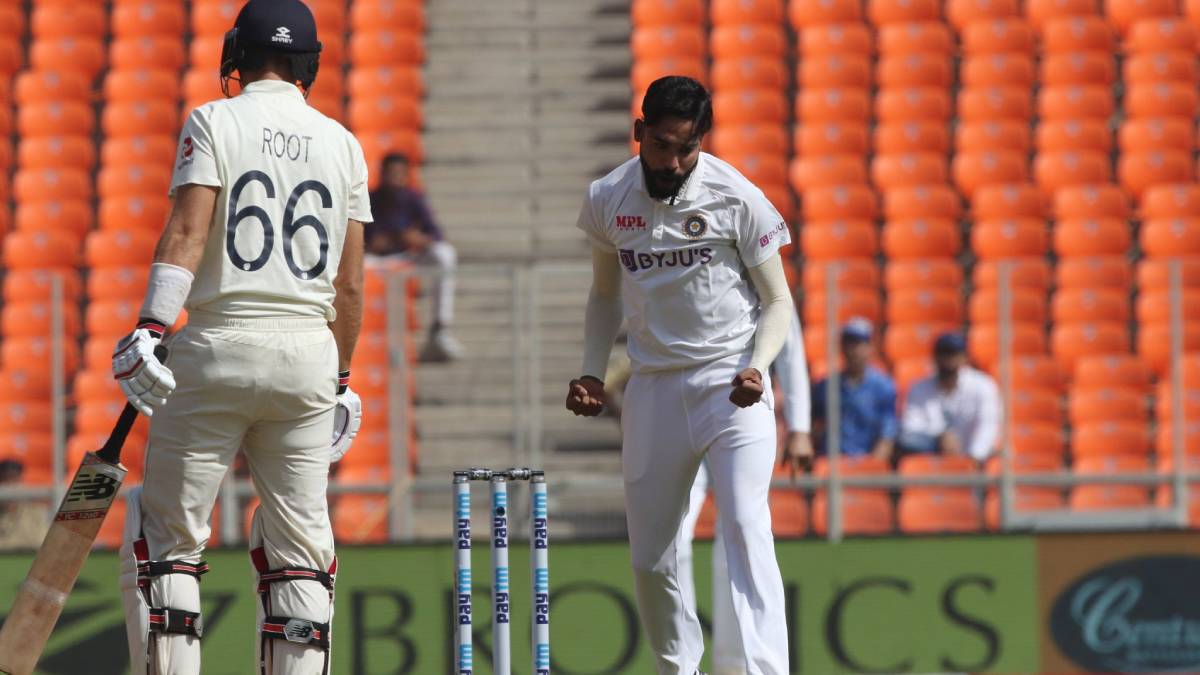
[112,322,175,417]
[331,371,362,462]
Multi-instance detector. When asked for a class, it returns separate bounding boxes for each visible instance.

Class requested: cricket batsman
[566,76,795,674]
[109,1,370,672]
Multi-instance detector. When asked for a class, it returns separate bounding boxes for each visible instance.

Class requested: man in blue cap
[811,317,897,461]
[899,332,1001,461]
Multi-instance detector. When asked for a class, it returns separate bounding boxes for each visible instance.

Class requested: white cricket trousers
[622,352,789,675]
[123,312,338,675]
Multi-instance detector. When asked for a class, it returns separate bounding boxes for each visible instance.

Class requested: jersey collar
[241,79,305,100]
[636,152,707,205]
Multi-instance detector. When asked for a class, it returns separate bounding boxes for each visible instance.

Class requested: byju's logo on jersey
[614,215,646,230]
[272,26,293,45]
[682,214,708,239]
[759,221,788,249]
[619,248,713,272]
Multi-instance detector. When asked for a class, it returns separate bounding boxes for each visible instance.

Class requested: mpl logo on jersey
[614,215,646,230]
[619,247,714,273]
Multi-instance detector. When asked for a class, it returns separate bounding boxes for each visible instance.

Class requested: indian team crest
[682,214,707,239]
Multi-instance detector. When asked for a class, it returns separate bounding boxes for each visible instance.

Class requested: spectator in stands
[0,460,48,550]
[367,152,463,361]
[899,332,1001,461]
[811,317,897,461]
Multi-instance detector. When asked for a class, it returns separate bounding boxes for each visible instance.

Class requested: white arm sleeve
[771,308,811,433]
[581,246,623,380]
[747,253,794,376]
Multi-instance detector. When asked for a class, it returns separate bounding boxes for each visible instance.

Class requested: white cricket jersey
[170,80,373,321]
[577,152,791,372]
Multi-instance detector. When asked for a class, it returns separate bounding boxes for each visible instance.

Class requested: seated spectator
[899,332,1001,461]
[811,318,897,461]
[0,460,48,551]
[367,152,463,361]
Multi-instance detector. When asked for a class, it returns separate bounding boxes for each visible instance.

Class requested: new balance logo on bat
[66,473,119,503]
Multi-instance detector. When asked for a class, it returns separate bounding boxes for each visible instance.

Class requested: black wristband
[136,317,166,340]
[337,370,350,395]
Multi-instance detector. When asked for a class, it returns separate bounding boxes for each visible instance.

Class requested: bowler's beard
[640,156,692,201]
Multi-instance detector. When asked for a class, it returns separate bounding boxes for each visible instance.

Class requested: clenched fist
[729,368,764,408]
[565,376,606,416]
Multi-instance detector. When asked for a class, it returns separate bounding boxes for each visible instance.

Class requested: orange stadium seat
[796,88,871,122]
[332,495,389,543]
[962,54,1036,89]
[84,229,158,269]
[86,300,141,339]
[1040,52,1115,87]
[1034,151,1111,197]
[881,218,960,258]
[712,90,788,124]
[812,490,894,536]
[1141,218,1200,257]
[4,270,81,304]
[713,0,785,23]
[1120,152,1194,201]
[1156,382,1200,424]
[14,201,93,239]
[1053,217,1131,257]
[803,289,882,326]
[711,25,788,59]
[0,371,51,406]
[1,338,80,377]
[0,402,51,434]
[801,184,876,221]
[14,70,90,104]
[1137,289,1200,325]
[1156,422,1200,456]
[30,5,107,39]
[770,490,809,538]
[969,289,1047,323]
[1126,18,1197,53]
[1038,86,1114,121]
[0,41,18,79]
[17,136,96,171]
[1,433,53,483]
[874,121,950,154]
[104,69,181,102]
[971,218,1048,258]
[350,0,426,32]
[100,196,170,232]
[1124,52,1197,86]
[713,125,789,158]
[882,186,960,223]
[953,152,1028,197]
[884,259,962,291]
[112,37,186,71]
[1009,387,1064,426]
[985,489,1065,530]
[101,136,178,169]
[102,101,178,138]
[98,165,172,200]
[74,369,124,404]
[876,21,954,55]
[874,88,952,123]
[14,168,91,202]
[795,122,869,156]
[1036,119,1112,153]
[1139,322,1200,374]
[1,301,79,338]
[1125,83,1199,119]
[0,5,22,40]
[349,30,424,66]
[188,34,225,70]
[1138,257,1200,289]
[17,102,94,138]
[968,323,1047,365]
[948,0,1018,28]
[798,22,871,54]
[348,95,421,132]
[1057,256,1131,290]
[799,54,872,89]
[191,0,240,35]
[113,3,186,38]
[87,267,149,302]
[789,156,868,191]
[632,0,704,26]
[1141,184,1200,219]
[1008,422,1066,457]
[30,38,106,78]
[876,53,952,88]
[3,231,80,270]
[884,322,956,362]
[1053,288,1129,324]
[803,259,880,291]
[894,357,934,394]
[957,121,1032,153]
[899,491,981,533]
[631,26,706,60]
[1106,0,1177,36]
[725,154,788,187]
[1069,387,1146,425]
[631,57,707,95]
[962,18,1035,54]
[348,66,423,99]
[868,0,940,25]
[1052,184,1128,219]
[1072,473,1150,512]
[1027,0,1100,31]
[871,153,947,189]
[1006,355,1064,393]
[887,289,962,325]
[1051,322,1130,371]
[1119,118,1194,155]
[1076,355,1151,392]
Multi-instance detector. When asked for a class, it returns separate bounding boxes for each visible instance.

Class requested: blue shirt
[811,367,898,456]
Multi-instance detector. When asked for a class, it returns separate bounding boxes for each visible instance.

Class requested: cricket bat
[0,346,165,675]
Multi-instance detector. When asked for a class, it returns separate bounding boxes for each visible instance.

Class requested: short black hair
[381,152,410,172]
[641,76,712,139]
